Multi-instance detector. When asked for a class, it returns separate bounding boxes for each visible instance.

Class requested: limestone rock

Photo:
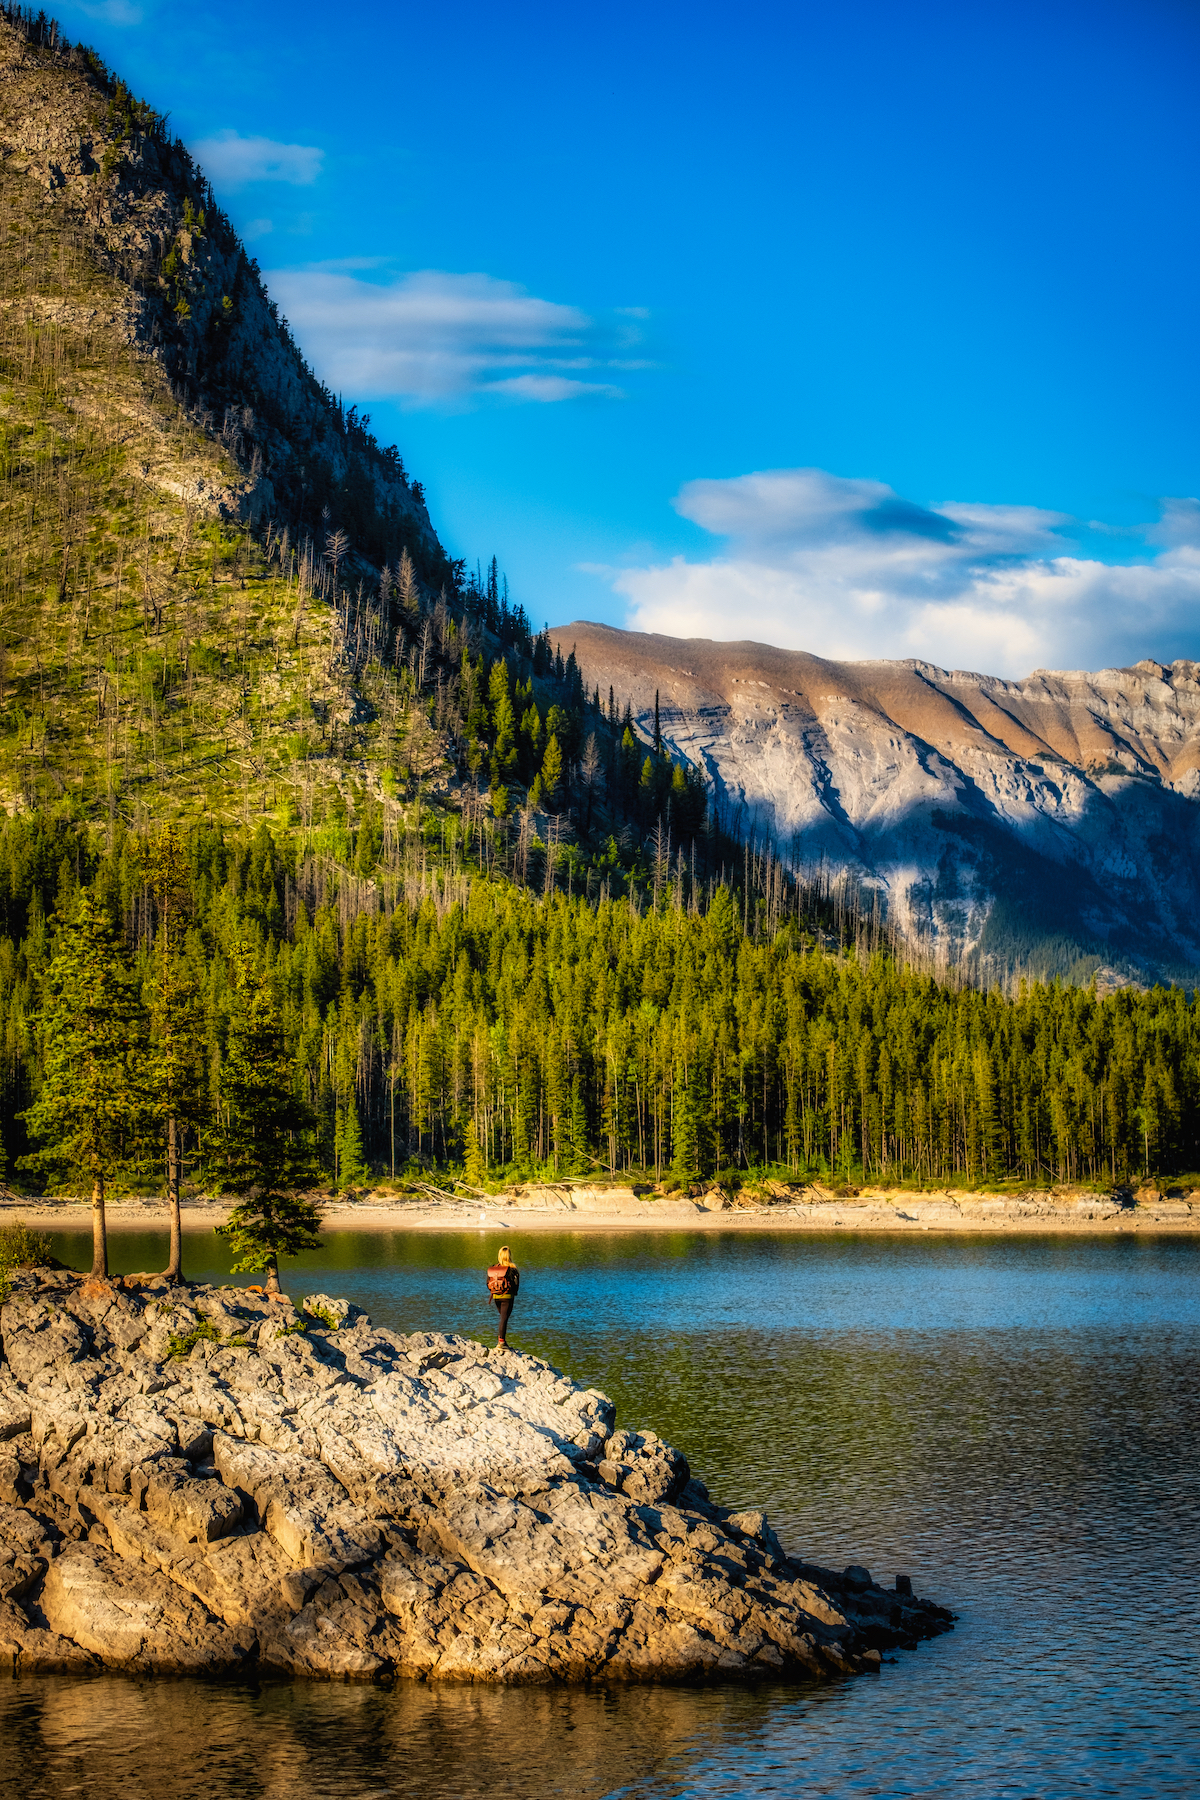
[41,1542,254,1671]
[1,1295,89,1385]
[0,1270,954,1685]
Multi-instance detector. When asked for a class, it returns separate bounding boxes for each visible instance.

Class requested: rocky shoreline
[0,1270,952,1683]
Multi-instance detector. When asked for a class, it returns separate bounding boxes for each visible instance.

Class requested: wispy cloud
[486,373,623,403]
[262,267,638,406]
[74,0,143,24]
[191,131,324,189]
[603,468,1200,678]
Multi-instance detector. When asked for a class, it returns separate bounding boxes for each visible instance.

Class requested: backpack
[487,1264,514,1296]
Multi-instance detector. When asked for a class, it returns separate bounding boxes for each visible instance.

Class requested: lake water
[2,1228,1197,1799]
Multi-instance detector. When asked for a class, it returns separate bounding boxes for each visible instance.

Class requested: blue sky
[60,0,1200,675]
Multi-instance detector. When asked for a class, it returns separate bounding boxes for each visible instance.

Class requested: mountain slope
[556,622,1200,985]
[0,13,462,826]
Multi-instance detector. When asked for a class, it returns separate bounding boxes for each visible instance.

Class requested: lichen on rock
[0,1269,953,1683]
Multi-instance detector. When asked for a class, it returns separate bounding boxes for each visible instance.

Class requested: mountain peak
[555,620,1200,985]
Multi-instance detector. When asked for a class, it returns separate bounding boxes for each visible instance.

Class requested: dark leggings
[493,1296,514,1339]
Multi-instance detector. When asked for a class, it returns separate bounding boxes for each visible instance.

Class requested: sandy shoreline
[4,1184,1198,1236]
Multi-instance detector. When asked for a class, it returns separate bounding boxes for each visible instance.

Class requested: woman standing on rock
[486,1245,519,1348]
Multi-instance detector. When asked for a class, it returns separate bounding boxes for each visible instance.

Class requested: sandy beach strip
[3,1187,1198,1236]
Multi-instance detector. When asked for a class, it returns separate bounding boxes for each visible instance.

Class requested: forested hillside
[0,812,1197,1196]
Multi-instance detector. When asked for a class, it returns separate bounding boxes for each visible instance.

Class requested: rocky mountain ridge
[0,1271,951,1681]
[557,623,1200,984]
[0,13,446,574]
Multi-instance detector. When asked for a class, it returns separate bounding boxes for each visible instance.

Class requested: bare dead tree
[397,548,419,618]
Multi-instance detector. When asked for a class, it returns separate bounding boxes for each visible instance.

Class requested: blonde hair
[497,1245,512,1264]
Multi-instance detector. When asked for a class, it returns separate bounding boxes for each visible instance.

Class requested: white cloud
[262,267,631,406]
[606,467,1200,678]
[75,0,143,23]
[484,374,624,403]
[191,131,324,189]
[242,217,273,240]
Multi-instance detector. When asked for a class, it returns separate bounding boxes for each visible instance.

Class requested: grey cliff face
[560,623,1200,982]
[0,1272,952,1683]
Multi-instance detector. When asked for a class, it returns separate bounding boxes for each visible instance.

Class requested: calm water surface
[2,1228,1196,1799]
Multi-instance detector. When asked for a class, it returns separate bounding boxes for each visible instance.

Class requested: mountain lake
[1,1228,1195,1800]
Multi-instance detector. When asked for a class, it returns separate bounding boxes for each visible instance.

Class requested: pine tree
[464,1116,487,1186]
[144,825,208,1284]
[568,1074,589,1175]
[540,734,563,811]
[339,1092,367,1189]
[21,892,150,1279]
[213,952,321,1293]
[671,1057,700,1183]
[397,548,419,618]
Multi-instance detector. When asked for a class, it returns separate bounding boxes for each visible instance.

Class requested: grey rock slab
[0,1385,31,1442]
[211,1430,380,1567]
[41,1542,254,1671]
[0,1597,100,1672]
[1,1298,89,1385]
[144,1464,243,1542]
[261,1591,387,1679]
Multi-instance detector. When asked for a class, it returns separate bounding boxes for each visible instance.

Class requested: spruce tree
[671,1058,701,1183]
[145,825,208,1284]
[339,1092,367,1189]
[213,952,321,1294]
[540,734,563,811]
[568,1074,589,1175]
[463,1116,487,1187]
[21,891,149,1279]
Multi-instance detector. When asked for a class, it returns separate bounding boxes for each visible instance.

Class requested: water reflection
[6,1230,1196,1798]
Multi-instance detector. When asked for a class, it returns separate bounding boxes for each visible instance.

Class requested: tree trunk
[265,1252,281,1295]
[91,1174,107,1279]
[163,1113,184,1284]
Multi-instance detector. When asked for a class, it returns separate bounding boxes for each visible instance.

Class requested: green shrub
[166,1317,221,1358]
[0,1218,53,1274]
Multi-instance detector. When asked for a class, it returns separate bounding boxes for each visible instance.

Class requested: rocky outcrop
[0,1271,951,1683]
[559,622,1200,983]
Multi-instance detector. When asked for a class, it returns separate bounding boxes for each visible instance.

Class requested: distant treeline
[0,810,1194,1194]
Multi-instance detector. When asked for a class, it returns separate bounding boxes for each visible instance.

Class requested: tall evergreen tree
[213,952,321,1294]
[21,892,149,1279]
[568,1074,590,1175]
[145,825,209,1284]
[339,1092,367,1189]
[671,1058,701,1183]
[463,1116,487,1187]
[540,734,563,811]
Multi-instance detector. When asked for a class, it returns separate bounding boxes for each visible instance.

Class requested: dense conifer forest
[1,809,1198,1196]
